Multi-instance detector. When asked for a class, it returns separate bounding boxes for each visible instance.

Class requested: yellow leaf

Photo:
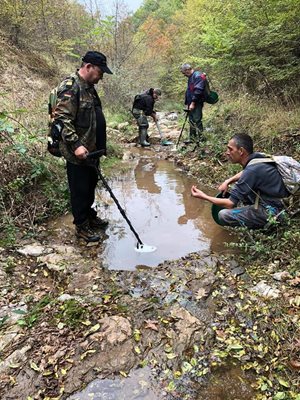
[81,320,92,326]
[277,378,290,388]
[166,353,177,360]
[42,370,53,376]
[84,323,100,337]
[80,349,96,360]
[29,361,40,372]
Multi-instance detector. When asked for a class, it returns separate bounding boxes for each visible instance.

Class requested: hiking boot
[75,221,101,242]
[89,216,109,230]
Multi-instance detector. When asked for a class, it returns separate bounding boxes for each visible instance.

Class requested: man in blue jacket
[191,133,289,229]
[181,63,207,144]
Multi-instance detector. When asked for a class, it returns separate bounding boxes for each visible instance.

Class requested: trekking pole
[176,109,189,148]
[87,150,156,253]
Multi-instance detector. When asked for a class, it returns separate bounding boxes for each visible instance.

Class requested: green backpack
[204,78,219,104]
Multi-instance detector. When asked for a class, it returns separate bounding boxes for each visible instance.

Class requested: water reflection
[96,157,236,270]
[135,159,161,194]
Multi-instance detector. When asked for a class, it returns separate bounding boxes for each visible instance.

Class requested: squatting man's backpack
[248,155,300,195]
[248,155,300,216]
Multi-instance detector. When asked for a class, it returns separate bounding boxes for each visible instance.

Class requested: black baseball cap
[82,51,113,74]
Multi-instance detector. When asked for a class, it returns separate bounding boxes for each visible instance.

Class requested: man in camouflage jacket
[52,51,113,242]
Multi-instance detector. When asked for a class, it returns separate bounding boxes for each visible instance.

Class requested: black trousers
[66,161,98,226]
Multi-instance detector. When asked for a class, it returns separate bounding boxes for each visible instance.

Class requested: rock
[57,294,74,302]
[272,271,292,281]
[118,122,129,130]
[37,253,68,271]
[0,326,22,352]
[228,259,239,269]
[122,151,135,161]
[142,163,155,171]
[90,316,132,348]
[17,243,47,257]
[166,112,178,121]
[0,344,32,375]
[168,305,204,355]
[37,245,80,271]
[251,281,280,298]
[231,266,246,277]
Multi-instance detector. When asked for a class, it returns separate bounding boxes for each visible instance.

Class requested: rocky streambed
[0,113,299,399]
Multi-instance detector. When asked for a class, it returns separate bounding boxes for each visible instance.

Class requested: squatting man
[191,133,289,229]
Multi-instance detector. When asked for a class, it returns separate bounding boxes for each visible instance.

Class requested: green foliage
[18,295,53,328]
[55,299,87,328]
[132,0,184,27]
[226,218,300,274]
[0,108,70,244]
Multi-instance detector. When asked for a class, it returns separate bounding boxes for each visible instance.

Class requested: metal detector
[175,109,189,149]
[87,150,156,253]
[155,121,173,146]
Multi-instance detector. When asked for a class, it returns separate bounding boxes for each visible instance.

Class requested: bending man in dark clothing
[191,133,289,229]
[132,88,161,147]
[181,63,206,145]
[51,51,113,242]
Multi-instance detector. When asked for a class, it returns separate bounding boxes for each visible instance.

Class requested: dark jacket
[132,88,155,116]
[185,71,206,105]
[229,153,289,208]
[53,72,106,165]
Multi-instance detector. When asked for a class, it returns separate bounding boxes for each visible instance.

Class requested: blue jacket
[185,71,206,105]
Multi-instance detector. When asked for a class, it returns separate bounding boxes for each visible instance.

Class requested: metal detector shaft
[176,110,189,147]
[94,166,143,246]
[155,121,163,140]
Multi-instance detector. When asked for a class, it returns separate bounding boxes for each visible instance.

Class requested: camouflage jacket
[53,71,105,165]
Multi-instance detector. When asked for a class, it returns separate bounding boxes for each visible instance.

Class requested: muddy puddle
[48,149,236,271]
[96,151,236,270]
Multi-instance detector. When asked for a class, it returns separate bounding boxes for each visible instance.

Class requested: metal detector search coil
[135,243,157,253]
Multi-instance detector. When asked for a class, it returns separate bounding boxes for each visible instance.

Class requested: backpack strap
[247,157,275,166]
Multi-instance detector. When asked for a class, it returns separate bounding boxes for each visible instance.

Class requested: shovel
[155,121,173,146]
[87,150,156,253]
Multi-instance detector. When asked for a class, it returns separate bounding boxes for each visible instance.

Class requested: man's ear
[239,146,245,155]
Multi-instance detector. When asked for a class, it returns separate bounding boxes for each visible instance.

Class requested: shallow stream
[96,149,236,270]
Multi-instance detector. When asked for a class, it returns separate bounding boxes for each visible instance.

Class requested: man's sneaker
[75,221,101,242]
[89,216,109,230]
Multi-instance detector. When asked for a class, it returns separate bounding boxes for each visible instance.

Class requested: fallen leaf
[30,361,40,372]
[144,320,159,331]
[195,287,209,300]
[289,359,300,370]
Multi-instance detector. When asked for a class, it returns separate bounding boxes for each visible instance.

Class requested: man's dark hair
[231,133,253,154]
